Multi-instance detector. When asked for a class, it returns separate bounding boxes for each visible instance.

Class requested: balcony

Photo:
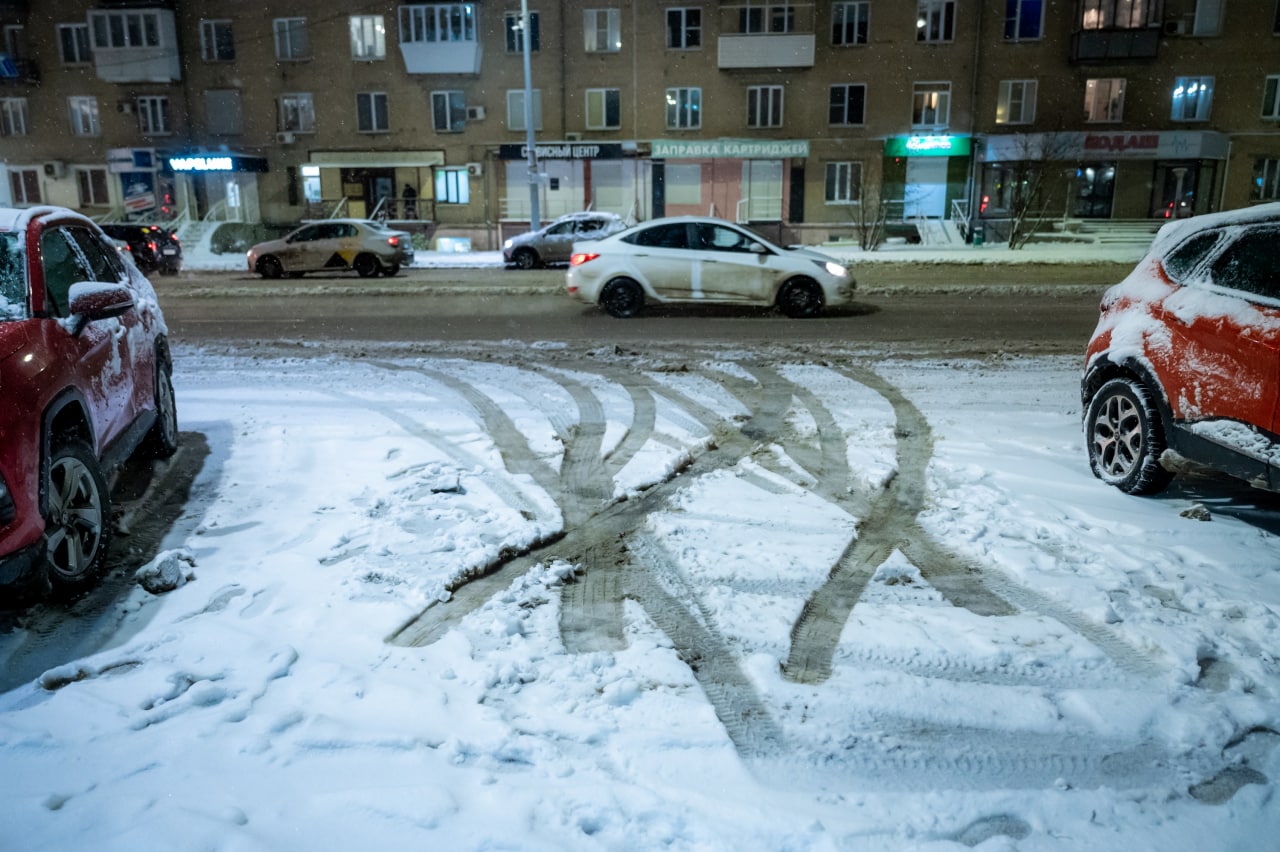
[1070,27,1160,62]
[398,40,482,75]
[717,3,815,69]
[87,9,181,82]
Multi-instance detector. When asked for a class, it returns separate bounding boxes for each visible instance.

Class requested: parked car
[0,206,177,601]
[99,223,183,276]
[565,216,855,318]
[503,211,626,269]
[247,219,412,279]
[1082,202,1280,495]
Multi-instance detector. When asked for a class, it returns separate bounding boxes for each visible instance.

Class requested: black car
[99,223,183,276]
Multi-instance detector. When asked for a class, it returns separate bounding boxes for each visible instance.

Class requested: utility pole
[521,0,540,229]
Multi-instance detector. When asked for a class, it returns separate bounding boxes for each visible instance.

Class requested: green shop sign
[651,139,809,159]
[884,135,971,157]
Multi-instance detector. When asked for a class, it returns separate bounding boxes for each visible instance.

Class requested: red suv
[0,206,177,599]
[1083,202,1280,495]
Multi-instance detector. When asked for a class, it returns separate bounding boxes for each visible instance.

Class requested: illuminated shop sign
[167,154,269,173]
[884,136,972,157]
[651,139,809,159]
[498,143,624,160]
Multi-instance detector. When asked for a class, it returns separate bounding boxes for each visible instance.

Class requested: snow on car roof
[1149,201,1280,254]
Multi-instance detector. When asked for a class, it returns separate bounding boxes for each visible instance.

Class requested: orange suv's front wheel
[1085,378,1174,495]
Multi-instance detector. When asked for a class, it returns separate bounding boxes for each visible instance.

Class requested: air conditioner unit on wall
[466,162,483,177]
[43,161,66,179]
[276,131,296,144]
[1163,18,1187,35]
[565,132,582,142]
[465,105,485,121]
[117,100,134,114]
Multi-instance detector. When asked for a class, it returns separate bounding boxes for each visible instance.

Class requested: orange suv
[1082,202,1280,495]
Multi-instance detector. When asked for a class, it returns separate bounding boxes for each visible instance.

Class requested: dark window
[667,8,701,48]
[504,11,539,52]
[1210,226,1280,300]
[829,84,866,124]
[626,223,689,249]
[67,227,124,282]
[1004,0,1043,40]
[833,2,869,45]
[39,229,92,316]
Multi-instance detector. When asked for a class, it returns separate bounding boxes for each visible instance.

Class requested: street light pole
[521,0,540,229]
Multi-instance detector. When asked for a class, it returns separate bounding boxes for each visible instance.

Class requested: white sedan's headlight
[824,261,848,278]
[503,239,513,250]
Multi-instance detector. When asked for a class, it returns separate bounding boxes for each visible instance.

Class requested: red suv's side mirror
[67,282,134,334]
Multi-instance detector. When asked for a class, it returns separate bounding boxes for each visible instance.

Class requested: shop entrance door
[904,158,947,218]
[1150,161,1215,219]
[741,160,783,221]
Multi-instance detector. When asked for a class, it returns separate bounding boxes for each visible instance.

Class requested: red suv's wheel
[43,439,112,597]
[1085,378,1174,495]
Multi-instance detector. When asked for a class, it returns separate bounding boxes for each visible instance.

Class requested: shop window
[137,95,169,135]
[506,89,543,131]
[435,168,470,205]
[829,84,866,125]
[1253,159,1280,201]
[1004,0,1043,40]
[825,162,862,204]
[357,92,389,133]
[200,19,234,61]
[278,93,315,133]
[1264,75,1280,120]
[68,96,100,136]
[1084,78,1124,123]
[1172,76,1213,122]
[584,9,620,52]
[273,17,308,61]
[586,88,620,129]
[666,8,701,48]
[665,163,701,205]
[432,90,466,132]
[504,11,539,52]
[666,87,701,129]
[57,23,91,64]
[205,89,243,135]
[996,80,1037,124]
[916,0,955,43]
[76,167,110,207]
[0,97,27,136]
[833,2,869,45]
[9,168,40,205]
[747,86,784,128]
[350,15,386,60]
[911,81,950,128]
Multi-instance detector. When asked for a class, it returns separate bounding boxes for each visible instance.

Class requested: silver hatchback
[503,212,626,269]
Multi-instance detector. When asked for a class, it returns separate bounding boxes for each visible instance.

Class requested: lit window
[436,168,470,205]
[916,0,955,42]
[1171,76,1213,122]
[68,96,100,136]
[584,9,620,52]
[1084,78,1125,123]
[350,16,386,60]
[507,89,543,131]
[0,97,27,136]
[278,93,315,132]
[912,81,950,128]
[996,79,1037,124]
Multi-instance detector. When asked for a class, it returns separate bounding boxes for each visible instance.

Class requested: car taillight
[387,236,400,246]
[147,241,158,252]
[570,252,599,266]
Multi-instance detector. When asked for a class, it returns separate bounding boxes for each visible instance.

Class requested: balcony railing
[717,3,816,69]
[1070,26,1159,62]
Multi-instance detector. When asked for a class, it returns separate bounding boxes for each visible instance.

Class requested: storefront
[649,139,809,228]
[497,142,640,229]
[978,130,1230,220]
[165,152,268,224]
[882,135,972,219]
[305,150,444,223]
[104,148,181,220]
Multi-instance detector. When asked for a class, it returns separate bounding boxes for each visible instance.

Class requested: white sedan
[565,216,855,318]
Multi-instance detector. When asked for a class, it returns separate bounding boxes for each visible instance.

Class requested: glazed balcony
[717,3,815,69]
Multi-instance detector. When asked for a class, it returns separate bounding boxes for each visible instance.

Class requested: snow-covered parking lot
[2,340,1278,851]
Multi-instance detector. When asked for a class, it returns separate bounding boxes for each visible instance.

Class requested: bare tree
[988,131,1077,250]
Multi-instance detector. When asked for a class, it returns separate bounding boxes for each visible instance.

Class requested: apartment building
[0,0,1277,249]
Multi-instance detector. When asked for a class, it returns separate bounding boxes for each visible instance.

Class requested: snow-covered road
[1,340,1277,850]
